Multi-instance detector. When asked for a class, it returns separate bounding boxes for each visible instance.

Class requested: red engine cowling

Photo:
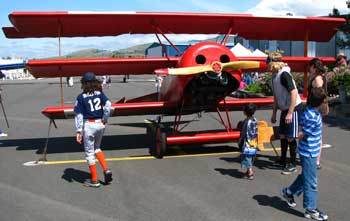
[161,42,241,109]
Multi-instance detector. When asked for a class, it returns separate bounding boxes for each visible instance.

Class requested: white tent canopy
[230,43,253,56]
[251,49,268,57]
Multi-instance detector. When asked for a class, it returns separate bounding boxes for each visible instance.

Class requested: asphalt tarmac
[0,76,349,221]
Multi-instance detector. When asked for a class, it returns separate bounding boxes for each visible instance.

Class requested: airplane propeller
[154,61,266,76]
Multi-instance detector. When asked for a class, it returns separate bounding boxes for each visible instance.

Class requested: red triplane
[3,12,344,159]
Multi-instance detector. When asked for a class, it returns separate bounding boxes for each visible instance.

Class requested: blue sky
[1,0,347,59]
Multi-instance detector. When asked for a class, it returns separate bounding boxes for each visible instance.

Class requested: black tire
[148,126,156,156]
[154,127,167,159]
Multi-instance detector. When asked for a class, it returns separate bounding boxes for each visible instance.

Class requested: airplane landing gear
[154,127,167,159]
[148,122,167,159]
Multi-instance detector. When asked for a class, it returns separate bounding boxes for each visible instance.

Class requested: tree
[329,2,350,49]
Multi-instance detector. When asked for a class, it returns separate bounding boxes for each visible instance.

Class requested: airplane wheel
[148,126,156,156]
[154,127,167,159]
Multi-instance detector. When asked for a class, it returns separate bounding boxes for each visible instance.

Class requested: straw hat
[338,52,345,58]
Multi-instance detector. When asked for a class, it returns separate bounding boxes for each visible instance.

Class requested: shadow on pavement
[219,153,283,172]
[0,134,151,154]
[325,103,350,130]
[253,195,304,218]
[324,116,350,130]
[214,168,246,178]
[62,168,90,184]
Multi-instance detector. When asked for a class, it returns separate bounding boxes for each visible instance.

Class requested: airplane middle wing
[28,57,179,78]
[27,56,335,78]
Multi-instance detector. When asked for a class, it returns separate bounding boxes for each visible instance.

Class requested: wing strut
[221,23,233,46]
[155,33,169,57]
[36,119,58,163]
[303,30,309,98]
[153,25,182,56]
[58,21,64,106]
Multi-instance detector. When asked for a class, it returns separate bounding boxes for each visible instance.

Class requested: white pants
[83,120,105,165]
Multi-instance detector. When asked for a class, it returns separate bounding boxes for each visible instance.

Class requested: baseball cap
[82,72,96,81]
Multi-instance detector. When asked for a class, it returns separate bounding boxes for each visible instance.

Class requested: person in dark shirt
[267,52,303,175]
[308,58,329,169]
[0,71,7,137]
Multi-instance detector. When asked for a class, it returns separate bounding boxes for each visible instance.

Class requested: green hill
[48,35,231,59]
[111,42,157,58]
[48,42,158,59]
[65,48,112,58]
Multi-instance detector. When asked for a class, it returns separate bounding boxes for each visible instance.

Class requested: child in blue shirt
[280,87,328,220]
[238,103,258,180]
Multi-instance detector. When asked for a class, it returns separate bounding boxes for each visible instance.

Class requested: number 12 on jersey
[88,98,101,112]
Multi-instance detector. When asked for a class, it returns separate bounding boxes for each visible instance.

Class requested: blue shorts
[241,154,254,169]
[279,104,302,139]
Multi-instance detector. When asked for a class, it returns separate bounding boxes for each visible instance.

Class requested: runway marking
[23,148,281,166]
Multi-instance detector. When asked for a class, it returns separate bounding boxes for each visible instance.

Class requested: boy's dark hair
[308,87,326,108]
[309,58,325,74]
[81,78,102,94]
[243,103,256,117]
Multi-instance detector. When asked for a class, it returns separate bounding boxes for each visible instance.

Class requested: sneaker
[304,209,328,220]
[0,133,8,137]
[281,165,298,175]
[104,169,113,184]
[317,164,322,170]
[83,179,101,188]
[321,143,332,149]
[243,173,254,180]
[280,187,296,207]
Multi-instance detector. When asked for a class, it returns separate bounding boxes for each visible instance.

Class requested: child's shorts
[241,154,254,169]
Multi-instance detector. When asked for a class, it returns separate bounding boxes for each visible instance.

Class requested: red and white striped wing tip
[154,68,169,76]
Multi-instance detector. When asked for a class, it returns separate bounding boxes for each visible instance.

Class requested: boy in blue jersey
[280,87,328,220]
[74,72,112,188]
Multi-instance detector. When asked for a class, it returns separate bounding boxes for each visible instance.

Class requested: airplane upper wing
[3,12,344,41]
[27,56,335,78]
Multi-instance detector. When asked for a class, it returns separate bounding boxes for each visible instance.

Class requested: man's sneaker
[83,179,101,188]
[281,165,297,175]
[304,209,328,220]
[280,187,296,207]
[0,132,8,137]
[104,169,113,184]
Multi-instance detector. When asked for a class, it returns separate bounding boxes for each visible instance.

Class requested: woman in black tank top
[308,58,327,96]
[308,58,329,169]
